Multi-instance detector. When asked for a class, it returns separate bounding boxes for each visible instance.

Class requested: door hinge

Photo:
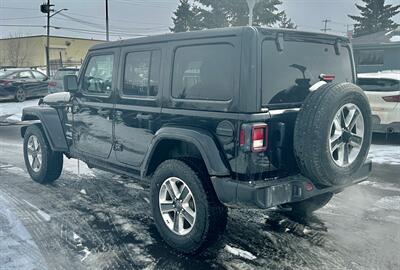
[113,141,123,152]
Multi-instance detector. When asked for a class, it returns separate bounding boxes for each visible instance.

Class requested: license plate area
[256,183,293,208]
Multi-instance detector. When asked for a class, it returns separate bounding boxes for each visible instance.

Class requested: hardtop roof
[90,26,349,51]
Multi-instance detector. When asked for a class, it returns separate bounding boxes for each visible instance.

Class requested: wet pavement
[0,125,399,270]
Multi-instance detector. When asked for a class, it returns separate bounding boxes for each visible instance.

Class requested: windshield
[262,39,354,108]
[54,69,79,80]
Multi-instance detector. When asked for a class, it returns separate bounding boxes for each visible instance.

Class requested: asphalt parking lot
[1,124,399,270]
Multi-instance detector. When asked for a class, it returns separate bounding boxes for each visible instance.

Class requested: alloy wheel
[159,177,196,236]
[27,135,42,173]
[16,89,26,102]
[329,103,364,167]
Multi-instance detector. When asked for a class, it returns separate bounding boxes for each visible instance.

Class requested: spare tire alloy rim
[329,103,364,167]
[159,177,196,236]
[27,135,42,173]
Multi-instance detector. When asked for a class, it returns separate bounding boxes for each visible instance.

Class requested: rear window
[54,69,79,80]
[0,70,16,79]
[262,39,353,107]
[358,78,400,92]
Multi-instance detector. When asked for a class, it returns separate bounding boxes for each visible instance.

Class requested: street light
[40,0,68,76]
[246,0,260,26]
[50,8,68,18]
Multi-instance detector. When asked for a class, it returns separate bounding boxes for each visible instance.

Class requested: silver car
[48,67,79,93]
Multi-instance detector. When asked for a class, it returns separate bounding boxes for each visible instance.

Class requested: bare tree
[6,34,29,67]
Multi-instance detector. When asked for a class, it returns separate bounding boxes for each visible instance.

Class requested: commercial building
[0,35,104,75]
[352,28,400,73]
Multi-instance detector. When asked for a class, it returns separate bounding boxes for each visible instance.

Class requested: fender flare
[21,106,68,152]
[141,126,231,178]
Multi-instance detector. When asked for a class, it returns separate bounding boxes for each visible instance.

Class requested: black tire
[294,83,372,186]
[15,88,26,102]
[150,159,227,254]
[282,193,333,217]
[23,125,63,184]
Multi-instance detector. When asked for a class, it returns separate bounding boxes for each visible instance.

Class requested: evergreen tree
[348,0,400,37]
[193,0,283,28]
[278,13,297,29]
[170,0,196,33]
[252,0,283,26]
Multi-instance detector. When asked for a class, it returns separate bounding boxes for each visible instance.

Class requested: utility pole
[321,19,331,33]
[105,0,109,41]
[41,0,54,76]
[45,0,52,76]
[40,2,67,76]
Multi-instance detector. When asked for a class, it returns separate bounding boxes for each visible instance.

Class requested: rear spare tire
[294,82,371,187]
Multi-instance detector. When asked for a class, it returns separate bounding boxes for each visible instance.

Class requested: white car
[358,71,400,134]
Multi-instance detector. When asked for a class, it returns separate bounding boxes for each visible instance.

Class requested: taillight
[239,129,245,146]
[48,81,57,87]
[240,123,268,153]
[252,124,267,152]
[382,95,400,102]
[319,74,335,82]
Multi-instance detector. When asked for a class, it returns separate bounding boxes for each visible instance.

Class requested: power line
[0,16,45,20]
[0,24,151,37]
[0,6,37,10]
[110,0,176,9]
[0,24,45,28]
[66,11,167,26]
[53,15,167,32]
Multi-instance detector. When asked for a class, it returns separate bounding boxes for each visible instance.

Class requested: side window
[82,54,114,95]
[18,71,33,79]
[172,44,234,101]
[32,70,47,80]
[123,50,161,97]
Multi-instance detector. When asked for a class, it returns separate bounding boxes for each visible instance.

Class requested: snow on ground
[0,192,48,270]
[224,245,257,260]
[368,144,400,165]
[0,99,39,122]
[359,180,400,192]
[390,35,400,42]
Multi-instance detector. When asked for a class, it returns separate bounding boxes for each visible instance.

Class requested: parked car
[358,71,400,134]
[21,27,372,253]
[48,67,80,93]
[0,68,49,102]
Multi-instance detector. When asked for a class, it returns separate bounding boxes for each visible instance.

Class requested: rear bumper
[372,115,400,133]
[211,160,372,209]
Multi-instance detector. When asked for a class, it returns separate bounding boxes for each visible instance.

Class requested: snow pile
[224,244,257,260]
[359,180,400,192]
[374,196,400,211]
[390,35,400,42]
[368,144,400,165]
[0,99,39,122]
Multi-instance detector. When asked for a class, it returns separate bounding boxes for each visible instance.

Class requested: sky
[0,0,399,40]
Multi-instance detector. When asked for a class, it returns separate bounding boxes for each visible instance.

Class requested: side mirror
[64,74,78,93]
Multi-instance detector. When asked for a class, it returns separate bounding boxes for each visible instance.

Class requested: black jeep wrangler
[21,27,372,253]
